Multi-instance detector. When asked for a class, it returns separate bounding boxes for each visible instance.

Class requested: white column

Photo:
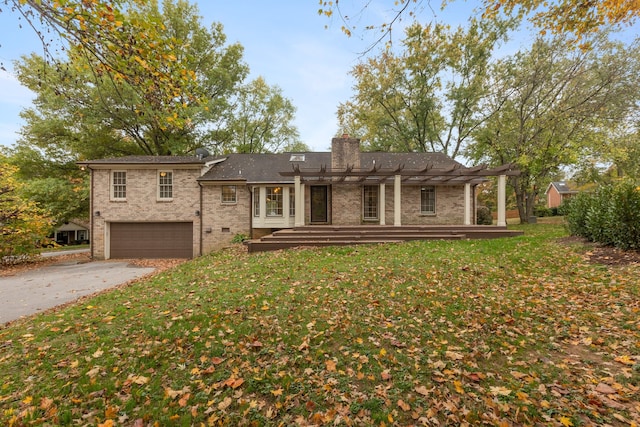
[294,176,304,227]
[464,183,471,225]
[394,175,402,226]
[379,183,386,225]
[497,175,507,227]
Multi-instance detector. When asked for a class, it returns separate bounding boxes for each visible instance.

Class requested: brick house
[545,181,578,209]
[78,135,519,259]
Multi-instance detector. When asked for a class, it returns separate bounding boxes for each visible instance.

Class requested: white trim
[110,170,127,201]
[394,175,402,226]
[157,170,174,201]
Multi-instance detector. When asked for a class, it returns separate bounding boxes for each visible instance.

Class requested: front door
[310,185,329,223]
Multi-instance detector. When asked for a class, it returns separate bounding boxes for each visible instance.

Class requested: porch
[245,224,523,253]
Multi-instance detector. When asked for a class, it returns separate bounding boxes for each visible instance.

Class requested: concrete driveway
[0,254,157,324]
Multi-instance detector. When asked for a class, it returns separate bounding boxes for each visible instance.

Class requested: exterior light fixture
[95,211,101,217]
[195,210,200,217]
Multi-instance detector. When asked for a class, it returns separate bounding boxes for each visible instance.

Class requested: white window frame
[222,185,237,204]
[266,186,283,217]
[111,170,127,201]
[363,185,379,220]
[421,186,436,215]
[157,170,173,201]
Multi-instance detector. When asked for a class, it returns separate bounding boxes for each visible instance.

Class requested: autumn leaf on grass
[326,359,337,372]
[415,385,430,396]
[445,350,464,361]
[614,355,636,366]
[559,416,573,426]
[217,397,232,410]
[490,386,512,396]
[128,374,149,385]
[398,399,411,411]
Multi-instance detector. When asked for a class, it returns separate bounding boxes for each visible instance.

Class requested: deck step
[244,225,523,253]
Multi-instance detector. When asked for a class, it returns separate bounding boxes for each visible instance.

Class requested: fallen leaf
[614,355,636,366]
[398,399,411,411]
[559,415,573,426]
[490,386,512,396]
[326,359,337,372]
[595,383,616,394]
[415,385,429,396]
[445,351,464,360]
[217,397,232,410]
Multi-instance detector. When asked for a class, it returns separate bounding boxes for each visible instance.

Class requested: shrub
[476,206,493,225]
[563,192,593,239]
[534,206,553,217]
[564,180,640,250]
[609,182,640,250]
[231,233,249,244]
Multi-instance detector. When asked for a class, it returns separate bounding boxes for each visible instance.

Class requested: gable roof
[546,181,578,195]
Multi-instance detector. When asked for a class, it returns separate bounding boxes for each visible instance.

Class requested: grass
[1,223,639,426]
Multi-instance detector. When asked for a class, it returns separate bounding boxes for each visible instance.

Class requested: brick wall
[91,167,201,259]
[200,184,251,253]
[398,185,465,225]
[331,186,362,224]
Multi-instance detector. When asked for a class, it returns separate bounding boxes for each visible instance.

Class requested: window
[266,187,283,216]
[112,171,126,200]
[254,188,260,217]
[158,171,173,199]
[363,185,378,220]
[421,186,436,214]
[289,187,295,216]
[222,185,237,204]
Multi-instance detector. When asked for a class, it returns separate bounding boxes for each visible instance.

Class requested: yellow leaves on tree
[483,0,640,39]
[0,162,52,263]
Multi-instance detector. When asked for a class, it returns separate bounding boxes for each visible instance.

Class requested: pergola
[280,163,521,227]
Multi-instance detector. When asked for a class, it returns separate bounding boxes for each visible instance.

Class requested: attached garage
[109,222,193,259]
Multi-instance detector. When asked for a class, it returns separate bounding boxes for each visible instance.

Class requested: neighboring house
[545,181,578,209]
[53,220,90,245]
[78,136,519,259]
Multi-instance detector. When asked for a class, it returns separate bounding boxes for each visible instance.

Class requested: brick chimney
[331,133,361,171]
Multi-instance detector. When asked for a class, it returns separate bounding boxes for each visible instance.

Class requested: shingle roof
[78,156,206,165]
[198,152,464,183]
[549,181,578,194]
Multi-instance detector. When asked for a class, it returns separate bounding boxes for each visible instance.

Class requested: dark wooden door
[310,186,328,223]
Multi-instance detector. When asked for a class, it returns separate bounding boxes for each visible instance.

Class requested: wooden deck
[245,225,524,253]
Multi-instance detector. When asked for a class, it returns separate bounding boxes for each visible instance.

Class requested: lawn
[1,224,638,426]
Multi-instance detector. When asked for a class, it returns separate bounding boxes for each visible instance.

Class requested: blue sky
[0,1,635,152]
[0,1,487,152]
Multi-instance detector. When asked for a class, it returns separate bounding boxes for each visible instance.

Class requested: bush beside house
[564,181,640,250]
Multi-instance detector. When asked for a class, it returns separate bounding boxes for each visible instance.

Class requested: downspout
[198,181,203,257]
[89,167,95,259]
[249,186,253,238]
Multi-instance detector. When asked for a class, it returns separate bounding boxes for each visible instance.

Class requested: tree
[319,0,640,45]
[14,0,249,158]
[3,0,202,117]
[337,18,510,159]
[222,77,304,154]
[3,144,89,225]
[467,35,640,223]
[0,159,52,263]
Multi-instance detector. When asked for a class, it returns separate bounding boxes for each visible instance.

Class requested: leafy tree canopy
[338,17,512,158]
[466,34,640,222]
[319,0,640,46]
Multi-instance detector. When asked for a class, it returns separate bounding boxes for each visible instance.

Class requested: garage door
[110,222,193,259]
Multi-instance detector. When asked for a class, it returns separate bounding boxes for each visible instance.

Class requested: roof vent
[290,154,305,162]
